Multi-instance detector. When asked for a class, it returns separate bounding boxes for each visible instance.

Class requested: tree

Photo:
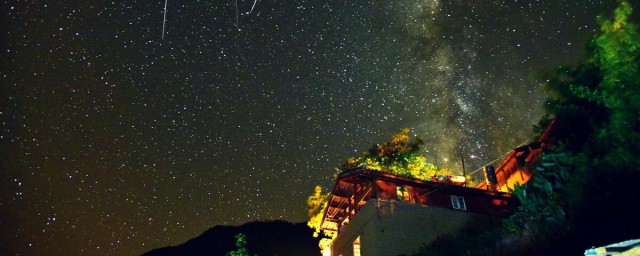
[412,2,639,255]
[305,186,335,252]
[507,0,640,252]
[306,185,330,238]
[226,233,249,256]
[590,0,640,168]
[306,129,448,252]
[341,128,450,180]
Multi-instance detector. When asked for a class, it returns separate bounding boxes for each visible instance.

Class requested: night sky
[1,1,615,255]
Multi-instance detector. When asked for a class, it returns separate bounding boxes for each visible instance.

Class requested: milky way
[0,1,615,255]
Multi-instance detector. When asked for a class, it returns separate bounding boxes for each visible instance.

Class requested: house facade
[320,169,519,256]
[320,119,556,256]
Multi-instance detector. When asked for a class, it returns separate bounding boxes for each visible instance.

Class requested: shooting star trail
[162,0,168,39]
[249,0,258,14]
[235,0,240,30]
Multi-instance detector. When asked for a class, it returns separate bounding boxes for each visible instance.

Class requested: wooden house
[319,119,557,256]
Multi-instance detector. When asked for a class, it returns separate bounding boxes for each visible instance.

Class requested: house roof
[320,168,515,231]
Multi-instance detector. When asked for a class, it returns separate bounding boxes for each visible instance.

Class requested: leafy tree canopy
[226,233,249,256]
[507,0,640,252]
[307,129,449,252]
[413,2,640,254]
[342,128,451,180]
[305,185,335,251]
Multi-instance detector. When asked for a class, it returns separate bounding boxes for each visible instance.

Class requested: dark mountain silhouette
[142,220,321,256]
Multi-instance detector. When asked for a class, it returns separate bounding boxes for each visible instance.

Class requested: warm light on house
[476,118,556,192]
[353,236,361,256]
[319,168,519,256]
[316,118,557,255]
[322,246,331,256]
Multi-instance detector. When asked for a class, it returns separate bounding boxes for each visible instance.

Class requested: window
[450,195,466,210]
[353,236,361,256]
[396,186,411,202]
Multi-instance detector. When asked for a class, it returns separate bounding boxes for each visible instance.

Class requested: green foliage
[305,186,336,251]
[412,2,640,254]
[592,1,640,109]
[506,150,570,235]
[591,1,640,157]
[342,128,450,180]
[226,233,249,256]
[306,186,331,237]
[539,0,640,168]
[541,64,609,152]
[308,129,448,253]
[507,0,640,248]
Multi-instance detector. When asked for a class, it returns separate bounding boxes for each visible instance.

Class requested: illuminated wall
[331,199,501,256]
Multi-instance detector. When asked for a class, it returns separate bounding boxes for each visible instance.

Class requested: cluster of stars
[0,0,615,255]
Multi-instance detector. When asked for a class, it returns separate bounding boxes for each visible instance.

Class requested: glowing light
[322,246,331,256]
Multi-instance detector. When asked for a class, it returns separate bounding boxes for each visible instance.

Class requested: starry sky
[0,0,616,255]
